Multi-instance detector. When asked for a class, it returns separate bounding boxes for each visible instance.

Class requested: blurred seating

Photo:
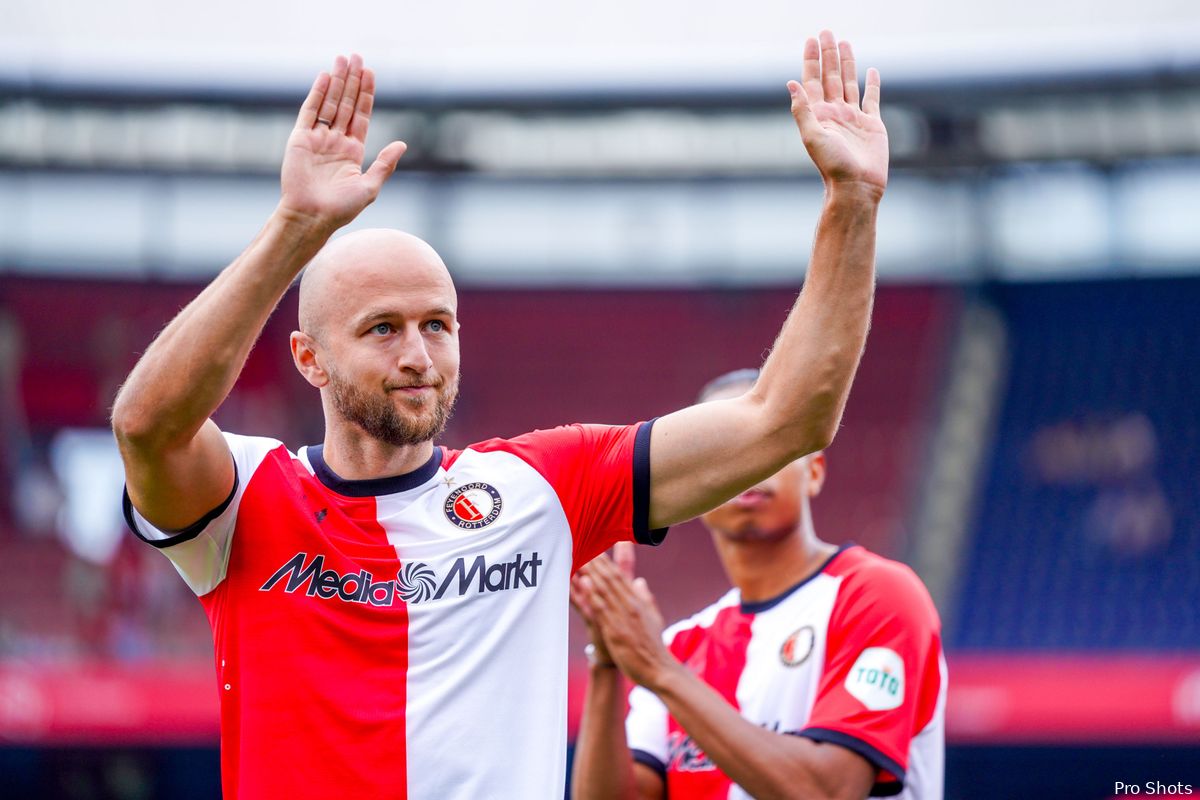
[951,278,1200,650]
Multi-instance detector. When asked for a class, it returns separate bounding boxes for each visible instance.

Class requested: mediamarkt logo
[260,551,543,606]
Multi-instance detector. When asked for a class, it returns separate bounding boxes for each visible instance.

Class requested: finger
[632,577,655,605]
[839,41,859,107]
[580,553,612,575]
[295,72,331,130]
[589,586,609,614]
[862,67,882,117]
[570,574,595,619]
[800,37,822,106]
[317,55,349,129]
[588,555,641,608]
[788,80,824,141]
[332,54,363,134]
[349,67,377,143]
[819,30,842,103]
[363,141,407,194]
[613,541,636,579]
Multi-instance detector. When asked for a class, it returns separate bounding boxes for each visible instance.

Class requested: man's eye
[427,320,445,333]
[371,323,392,335]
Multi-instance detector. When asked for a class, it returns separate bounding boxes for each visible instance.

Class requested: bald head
[298,229,455,341]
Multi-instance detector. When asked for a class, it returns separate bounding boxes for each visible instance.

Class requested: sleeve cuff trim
[630,748,667,781]
[632,418,669,546]
[796,727,906,796]
[122,458,239,549]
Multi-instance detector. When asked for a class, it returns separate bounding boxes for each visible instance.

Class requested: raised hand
[279,54,408,230]
[788,32,888,197]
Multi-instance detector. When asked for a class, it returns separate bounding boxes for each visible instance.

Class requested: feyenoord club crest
[780,625,815,667]
[444,482,503,530]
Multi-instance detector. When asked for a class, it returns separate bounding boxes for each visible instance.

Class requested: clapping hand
[574,542,680,690]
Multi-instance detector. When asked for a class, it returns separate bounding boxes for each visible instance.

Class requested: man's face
[323,289,461,446]
[293,231,462,447]
[326,340,458,447]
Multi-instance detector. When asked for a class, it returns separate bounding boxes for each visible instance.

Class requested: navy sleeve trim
[630,748,667,781]
[795,727,906,797]
[122,458,239,550]
[632,418,668,546]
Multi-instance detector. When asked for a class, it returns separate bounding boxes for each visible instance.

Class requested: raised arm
[648,32,886,529]
[111,55,406,531]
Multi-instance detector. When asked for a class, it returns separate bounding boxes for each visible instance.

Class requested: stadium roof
[3,0,1198,97]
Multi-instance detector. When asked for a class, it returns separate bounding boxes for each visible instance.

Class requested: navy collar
[739,543,854,615]
[307,444,442,498]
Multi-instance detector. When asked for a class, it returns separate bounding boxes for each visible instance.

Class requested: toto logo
[443,482,503,530]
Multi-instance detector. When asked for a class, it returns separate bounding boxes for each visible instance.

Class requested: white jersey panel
[625,685,671,767]
[736,573,842,731]
[897,652,948,800]
[726,573,842,800]
[387,448,576,800]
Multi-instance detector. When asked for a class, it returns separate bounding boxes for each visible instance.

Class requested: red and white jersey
[625,545,945,799]
[123,422,664,799]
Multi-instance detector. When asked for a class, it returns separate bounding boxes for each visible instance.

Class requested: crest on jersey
[443,482,503,530]
[780,625,816,667]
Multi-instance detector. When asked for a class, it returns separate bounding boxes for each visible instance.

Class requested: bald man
[113,35,888,800]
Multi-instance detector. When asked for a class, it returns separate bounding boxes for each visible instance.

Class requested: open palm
[279,54,407,230]
[788,32,888,196]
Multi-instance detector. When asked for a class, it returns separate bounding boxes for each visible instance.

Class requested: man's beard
[329,370,458,447]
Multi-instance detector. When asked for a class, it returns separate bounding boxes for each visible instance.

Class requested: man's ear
[806,451,827,498]
[290,331,329,388]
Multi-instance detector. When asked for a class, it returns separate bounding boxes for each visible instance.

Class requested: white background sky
[4,0,1199,93]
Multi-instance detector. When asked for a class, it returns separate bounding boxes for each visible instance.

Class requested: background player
[571,369,946,800]
[111,31,887,799]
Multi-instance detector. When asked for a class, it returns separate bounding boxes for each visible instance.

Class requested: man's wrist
[824,179,885,208]
[271,204,341,244]
[642,655,688,695]
[585,642,617,669]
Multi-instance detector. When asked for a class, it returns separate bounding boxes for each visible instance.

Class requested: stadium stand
[952,277,1200,650]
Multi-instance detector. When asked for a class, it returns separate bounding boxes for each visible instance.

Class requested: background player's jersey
[124,422,664,800]
[625,545,946,800]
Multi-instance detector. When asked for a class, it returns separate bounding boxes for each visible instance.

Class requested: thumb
[613,541,636,580]
[787,80,823,142]
[364,140,408,192]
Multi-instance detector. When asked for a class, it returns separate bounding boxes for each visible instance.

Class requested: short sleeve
[122,432,282,596]
[798,563,944,797]
[625,684,670,781]
[467,420,668,571]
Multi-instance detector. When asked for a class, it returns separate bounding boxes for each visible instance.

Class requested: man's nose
[396,326,434,373]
